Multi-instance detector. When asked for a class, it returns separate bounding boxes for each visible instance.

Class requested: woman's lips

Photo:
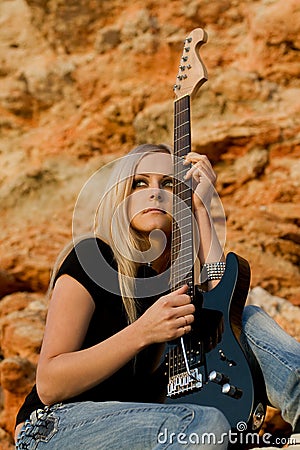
[143,208,166,214]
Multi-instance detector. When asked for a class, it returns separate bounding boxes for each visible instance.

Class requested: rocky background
[0,0,299,447]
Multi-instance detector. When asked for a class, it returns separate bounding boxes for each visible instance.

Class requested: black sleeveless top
[16,238,169,425]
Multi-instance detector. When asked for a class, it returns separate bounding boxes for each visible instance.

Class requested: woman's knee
[190,405,230,436]
[242,305,261,325]
[161,405,230,449]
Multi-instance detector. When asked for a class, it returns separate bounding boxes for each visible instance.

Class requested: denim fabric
[15,403,61,450]
[16,401,230,449]
[241,305,300,430]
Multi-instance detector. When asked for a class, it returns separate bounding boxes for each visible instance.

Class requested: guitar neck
[171,94,195,298]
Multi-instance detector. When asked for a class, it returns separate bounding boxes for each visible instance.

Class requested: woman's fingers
[182,153,217,209]
[183,154,216,184]
[143,286,196,341]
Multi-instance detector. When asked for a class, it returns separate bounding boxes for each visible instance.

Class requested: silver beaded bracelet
[201,261,226,281]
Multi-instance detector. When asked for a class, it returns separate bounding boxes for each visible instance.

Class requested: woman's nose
[150,189,162,200]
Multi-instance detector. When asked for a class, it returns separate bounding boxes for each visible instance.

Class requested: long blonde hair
[50,144,172,324]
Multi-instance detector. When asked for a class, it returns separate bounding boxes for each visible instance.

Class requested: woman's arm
[194,206,224,264]
[36,275,195,405]
[184,153,225,287]
[36,274,146,405]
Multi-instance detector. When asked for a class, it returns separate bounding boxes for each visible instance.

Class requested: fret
[173,187,191,195]
[172,252,193,259]
[174,222,190,232]
[172,268,193,277]
[174,129,190,138]
[173,187,191,193]
[173,184,192,194]
[172,261,194,273]
[172,226,191,233]
[176,236,193,245]
[175,135,190,144]
[171,248,193,258]
[173,263,194,273]
[173,201,192,208]
[172,214,191,220]
[172,259,193,268]
[172,223,191,232]
[174,106,189,114]
[171,237,193,247]
[174,121,189,128]
[172,221,192,230]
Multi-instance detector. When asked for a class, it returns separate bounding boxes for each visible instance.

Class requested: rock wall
[0,0,299,447]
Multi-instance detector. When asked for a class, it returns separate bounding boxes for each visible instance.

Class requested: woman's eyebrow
[134,173,173,177]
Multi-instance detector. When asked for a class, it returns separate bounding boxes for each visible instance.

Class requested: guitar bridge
[167,368,202,397]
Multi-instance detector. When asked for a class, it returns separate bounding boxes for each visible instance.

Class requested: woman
[15,144,299,449]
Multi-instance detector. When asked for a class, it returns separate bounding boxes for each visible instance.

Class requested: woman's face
[128,152,173,236]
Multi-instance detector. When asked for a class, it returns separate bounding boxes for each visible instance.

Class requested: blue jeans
[16,306,300,449]
[241,305,300,429]
[15,402,230,449]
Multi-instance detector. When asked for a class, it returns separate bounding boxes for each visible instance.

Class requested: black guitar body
[162,252,266,432]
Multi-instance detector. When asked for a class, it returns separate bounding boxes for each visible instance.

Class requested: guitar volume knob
[209,370,229,385]
[222,383,243,399]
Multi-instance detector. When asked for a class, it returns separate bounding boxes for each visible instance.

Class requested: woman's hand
[135,285,195,345]
[183,152,217,211]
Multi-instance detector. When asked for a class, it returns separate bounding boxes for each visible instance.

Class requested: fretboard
[171,94,194,299]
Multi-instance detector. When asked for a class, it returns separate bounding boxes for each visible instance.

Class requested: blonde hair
[49,143,172,324]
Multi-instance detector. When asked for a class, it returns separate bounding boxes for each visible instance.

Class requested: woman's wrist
[131,317,151,350]
[194,203,212,218]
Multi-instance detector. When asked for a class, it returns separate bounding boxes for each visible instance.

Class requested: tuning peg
[177,75,188,81]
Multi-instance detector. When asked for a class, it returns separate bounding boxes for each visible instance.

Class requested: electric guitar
[161,28,266,432]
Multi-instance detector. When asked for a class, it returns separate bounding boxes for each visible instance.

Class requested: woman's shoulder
[73,237,113,257]
[60,237,114,270]
[55,237,119,296]
[73,236,111,251]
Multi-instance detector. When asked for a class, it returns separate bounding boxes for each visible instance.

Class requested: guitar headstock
[174,28,208,99]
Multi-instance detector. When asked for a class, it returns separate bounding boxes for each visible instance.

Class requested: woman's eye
[162,179,173,188]
[132,179,147,189]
